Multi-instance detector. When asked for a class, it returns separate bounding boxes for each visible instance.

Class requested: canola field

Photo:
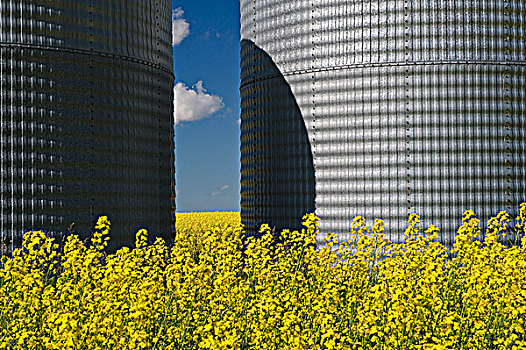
[0,207,525,349]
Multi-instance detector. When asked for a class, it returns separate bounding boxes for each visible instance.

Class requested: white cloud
[204,29,222,39]
[209,185,231,197]
[172,7,190,46]
[174,81,224,124]
[236,118,241,125]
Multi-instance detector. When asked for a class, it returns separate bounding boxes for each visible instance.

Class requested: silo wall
[0,1,175,253]
[240,0,526,247]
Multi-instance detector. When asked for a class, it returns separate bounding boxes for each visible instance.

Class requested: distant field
[175,211,241,234]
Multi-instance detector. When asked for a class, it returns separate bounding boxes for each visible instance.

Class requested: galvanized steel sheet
[240,0,526,248]
[0,1,175,253]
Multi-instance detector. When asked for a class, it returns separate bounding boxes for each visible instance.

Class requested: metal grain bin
[0,1,175,253]
[240,0,526,248]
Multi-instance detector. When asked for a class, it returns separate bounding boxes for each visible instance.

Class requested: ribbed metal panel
[0,1,175,253]
[240,0,526,247]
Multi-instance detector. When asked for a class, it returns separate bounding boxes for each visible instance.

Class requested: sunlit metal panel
[240,0,526,248]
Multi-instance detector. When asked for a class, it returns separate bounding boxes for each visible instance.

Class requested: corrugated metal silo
[0,1,175,253]
[240,0,526,247]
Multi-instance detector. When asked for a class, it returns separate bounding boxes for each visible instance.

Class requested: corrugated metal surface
[0,1,175,253]
[240,0,526,248]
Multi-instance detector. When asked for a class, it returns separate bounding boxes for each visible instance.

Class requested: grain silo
[0,1,175,253]
[240,0,526,247]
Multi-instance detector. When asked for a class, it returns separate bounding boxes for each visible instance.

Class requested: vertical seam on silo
[386,1,392,238]
[463,62,468,215]
[435,4,440,237]
[424,63,430,232]
[253,0,257,228]
[503,0,512,213]
[342,106,347,226]
[19,5,23,238]
[489,0,495,223]
[476,0,481,61]
[521,1,525,206]
[156,1,162,235]
[346,1,351,240]
[0,1,3,251]
[457,61,462,219]
[360,0,365,218]
[404,0,411,215]
[463,0,469,215]
[482,63,488,241]
[128,57,131,230]
[369,2,374,221]
[446,65,451,246]
[486,0,491,62]
[437,1,442,243]
[34,57,38,232]
[415,0,420,226]
[89,3,94,219]
[377,0,381,225]
[311,0,316,211]
[455,62,460,230]
[20,1,24,236]
[10,0,14,247]
[352,0,357,237]
[466,0,478,232]
[30,40,34,233]
[377,0,380,65]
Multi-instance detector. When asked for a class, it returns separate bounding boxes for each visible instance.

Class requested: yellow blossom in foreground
[0,207,524,349]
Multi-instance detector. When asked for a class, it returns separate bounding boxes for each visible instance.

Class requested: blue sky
[172,1,241,212]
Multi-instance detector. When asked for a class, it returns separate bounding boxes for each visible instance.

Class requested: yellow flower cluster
[175,212,240,262]
[0,206,525,349]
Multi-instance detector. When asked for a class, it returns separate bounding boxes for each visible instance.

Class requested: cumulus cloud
[174,81,224,124]
[172,7,190,46]
[236,118,241,125]
[209,185,231,197]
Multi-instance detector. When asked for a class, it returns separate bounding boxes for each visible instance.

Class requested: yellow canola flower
[0,208,525,349]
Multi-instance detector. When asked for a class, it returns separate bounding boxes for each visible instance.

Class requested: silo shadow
[240,39,315,238]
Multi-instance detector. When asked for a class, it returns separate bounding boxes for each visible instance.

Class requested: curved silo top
[1,2,172,70]
[1,1,175,253]
[240,0,526,248]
